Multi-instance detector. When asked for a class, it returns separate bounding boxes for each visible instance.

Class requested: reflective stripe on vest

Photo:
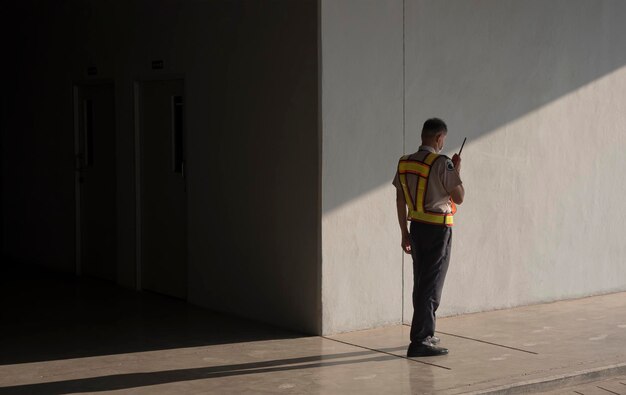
[398,152,456,226]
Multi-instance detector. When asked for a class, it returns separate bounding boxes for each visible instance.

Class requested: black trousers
[409,221,452,344]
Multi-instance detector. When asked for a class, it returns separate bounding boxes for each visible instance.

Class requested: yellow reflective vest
[398,152,456,227]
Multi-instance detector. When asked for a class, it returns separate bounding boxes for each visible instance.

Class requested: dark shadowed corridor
[0,262,302,366]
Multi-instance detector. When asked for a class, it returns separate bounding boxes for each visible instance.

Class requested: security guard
[393,118,464,357]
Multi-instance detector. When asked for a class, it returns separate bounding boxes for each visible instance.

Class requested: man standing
[393,118,465,357]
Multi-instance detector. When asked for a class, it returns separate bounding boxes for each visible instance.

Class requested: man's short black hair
[421,118,448,138]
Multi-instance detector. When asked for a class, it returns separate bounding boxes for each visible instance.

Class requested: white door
[138,79,187,299]
[75,83,117,282]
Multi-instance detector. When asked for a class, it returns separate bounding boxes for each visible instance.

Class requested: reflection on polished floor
[1,266,626,394]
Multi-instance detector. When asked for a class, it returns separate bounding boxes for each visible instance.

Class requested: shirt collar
[418,145,437,153]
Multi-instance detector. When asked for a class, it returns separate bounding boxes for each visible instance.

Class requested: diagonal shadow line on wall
[0,351,407,395]
[322,0,626,214]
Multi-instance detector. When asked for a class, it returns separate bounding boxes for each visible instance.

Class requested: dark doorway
[136,79,187,300]
[74,82,117,282]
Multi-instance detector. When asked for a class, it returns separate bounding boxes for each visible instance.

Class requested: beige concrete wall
[403,0,626,320]
[321,0,626,334]
[321,0,404,334]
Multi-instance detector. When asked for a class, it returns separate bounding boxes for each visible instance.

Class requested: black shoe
[407,342,449,357]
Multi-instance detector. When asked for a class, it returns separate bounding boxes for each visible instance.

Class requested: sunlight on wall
[430,64,626,318]
[321,64,626,332]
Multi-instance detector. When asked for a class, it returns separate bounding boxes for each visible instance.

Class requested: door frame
[72,79,115,277]
[133,74,187,292]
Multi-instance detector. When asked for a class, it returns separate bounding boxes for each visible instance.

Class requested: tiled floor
[1,266,626,394]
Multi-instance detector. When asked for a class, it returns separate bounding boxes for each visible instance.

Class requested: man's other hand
[451,153,461,172]
[402,233,412,254]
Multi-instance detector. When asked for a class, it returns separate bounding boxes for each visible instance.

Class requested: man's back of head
[421,118,447,140]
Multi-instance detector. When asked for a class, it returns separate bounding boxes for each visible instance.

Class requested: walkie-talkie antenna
[458,137,467,156]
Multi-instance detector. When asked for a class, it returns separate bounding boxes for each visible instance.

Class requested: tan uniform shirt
[392,146,463,214]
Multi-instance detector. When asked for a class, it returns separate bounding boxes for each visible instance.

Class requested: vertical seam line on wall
[401,0,406,323]
[402,0,406,155]
[317,0,323,335]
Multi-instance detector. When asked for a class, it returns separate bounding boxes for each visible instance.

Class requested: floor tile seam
[320,336,451,370]
[595,385,620,394]
[400,324,538,355]
[437,331,538,355]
